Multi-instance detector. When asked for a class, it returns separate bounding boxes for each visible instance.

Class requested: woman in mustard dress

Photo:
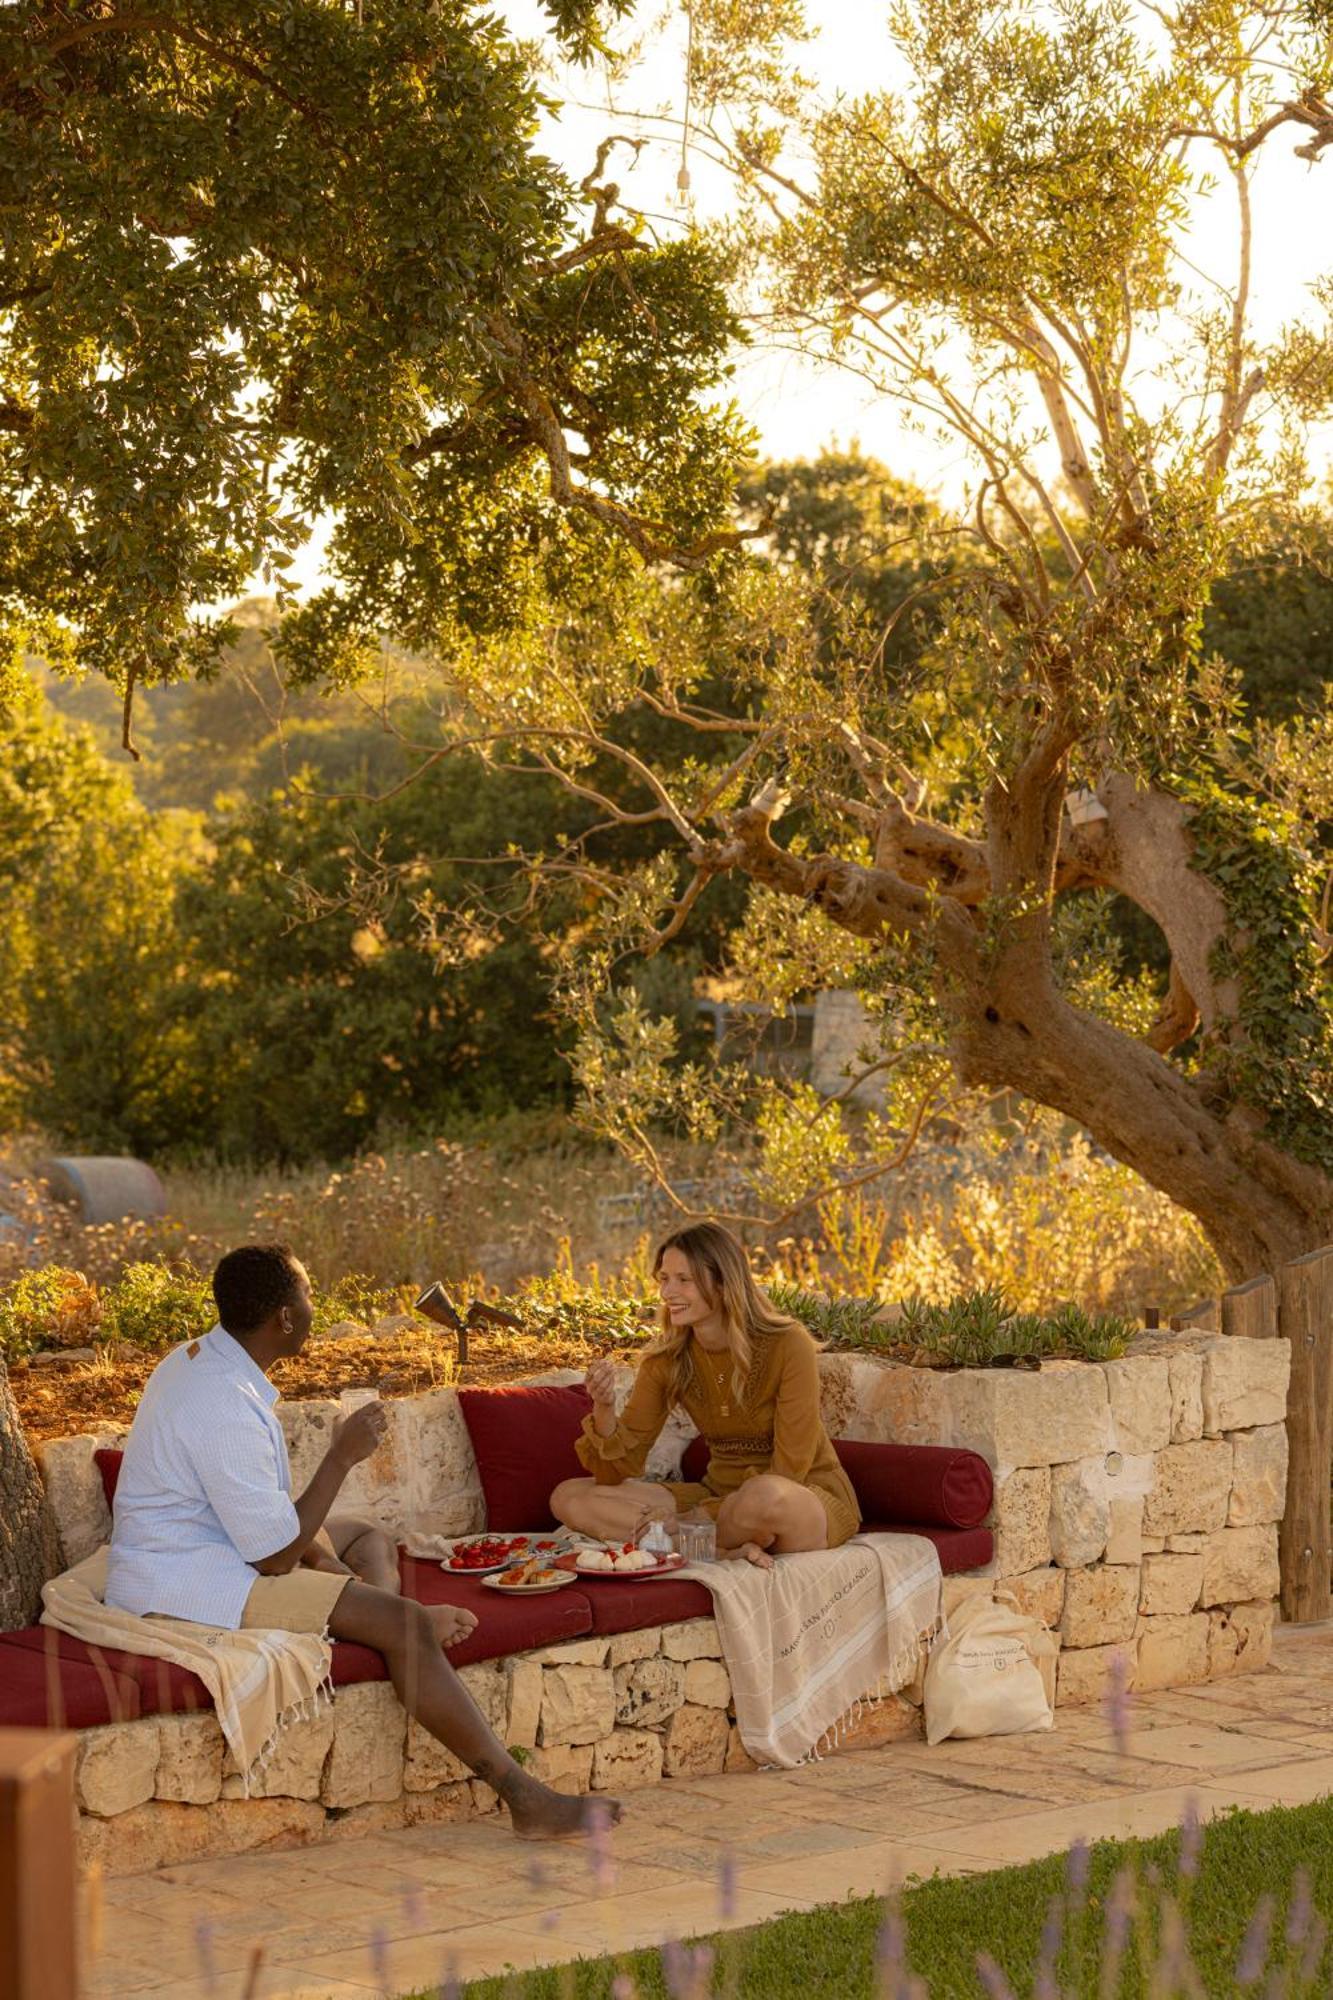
[551,1221,860,1567]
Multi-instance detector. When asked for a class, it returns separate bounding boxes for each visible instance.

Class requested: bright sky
[506,0,1333,500]
[283,3,1331,596]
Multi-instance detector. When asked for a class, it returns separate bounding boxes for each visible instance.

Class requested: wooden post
[1277,1246,1333,1624]
[1222,1274,1278,1340]
[0,1729,79,1999]
[1169,1298,1220,1332]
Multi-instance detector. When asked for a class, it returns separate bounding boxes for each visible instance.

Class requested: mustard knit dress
[575,1321,861,1548]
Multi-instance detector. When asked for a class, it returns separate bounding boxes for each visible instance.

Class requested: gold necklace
[695,1340,733,1416]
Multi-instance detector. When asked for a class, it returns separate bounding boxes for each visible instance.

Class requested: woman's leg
[329,1582,621,1838]
[716,1475,828,1567]
[550,1476,676,1542]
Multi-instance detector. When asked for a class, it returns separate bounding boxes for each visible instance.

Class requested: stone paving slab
[80,1625,1333,2000]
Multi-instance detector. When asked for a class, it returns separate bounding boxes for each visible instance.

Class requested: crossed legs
[550,1473,829,1569]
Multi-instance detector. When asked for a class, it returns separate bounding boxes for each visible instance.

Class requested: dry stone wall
[33,1327,1288,1873]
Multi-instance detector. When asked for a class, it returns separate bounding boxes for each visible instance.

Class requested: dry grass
[4,1125,1221,1321]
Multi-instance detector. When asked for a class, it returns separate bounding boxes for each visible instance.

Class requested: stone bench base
[73,1586,1276,1876]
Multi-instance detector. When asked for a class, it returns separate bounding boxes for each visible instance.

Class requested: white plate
[480,1571,576,1595]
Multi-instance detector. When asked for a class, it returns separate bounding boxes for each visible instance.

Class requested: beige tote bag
[923,1589,1057,1745]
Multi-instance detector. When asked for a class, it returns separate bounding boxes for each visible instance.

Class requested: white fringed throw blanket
[687,1532,944,1768]
[42,1549,332,1793]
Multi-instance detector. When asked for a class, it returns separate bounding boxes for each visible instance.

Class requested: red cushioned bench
[0,1388,992,1728]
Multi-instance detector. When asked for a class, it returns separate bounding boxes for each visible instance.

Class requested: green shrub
[0,1267,102,1363]
[100,1264,215,1351]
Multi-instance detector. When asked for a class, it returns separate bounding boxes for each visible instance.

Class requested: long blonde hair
[648,1221,805,1409]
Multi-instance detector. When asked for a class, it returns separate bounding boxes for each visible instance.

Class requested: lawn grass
[437,1795,1333,1997]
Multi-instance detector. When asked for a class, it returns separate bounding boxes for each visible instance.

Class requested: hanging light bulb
[677,0,694,207]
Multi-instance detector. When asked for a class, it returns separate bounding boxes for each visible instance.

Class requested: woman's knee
[550,1477,594,1524]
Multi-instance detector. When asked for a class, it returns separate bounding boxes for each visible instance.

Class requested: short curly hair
[212,1243,304,1337]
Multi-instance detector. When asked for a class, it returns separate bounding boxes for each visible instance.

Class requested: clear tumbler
[676,1515,718,1564]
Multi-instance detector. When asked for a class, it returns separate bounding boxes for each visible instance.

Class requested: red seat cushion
[865,1522,995,1574]
[455,1384,594,1532]
[679,1435,993,1531]
[95,1447,122,1509]
[0,1633,141,1728]
[576,1574,715,1634]
[398,1554,595,1667]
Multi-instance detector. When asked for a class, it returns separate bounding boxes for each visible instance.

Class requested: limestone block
[155,1714,224,1806]
[222,1704,334,1801]
[403,1784,474,1828]
[684,1659,732,1709]
[525,1742,593,1794]
[1139,1552,1203,1618]
[1167,1349,1204,1443]
[404,1717,467,1791]
[816,1351,861,1439]
[76,1721,160,1817]
[530,1637,610,1667]
[1105,1497,1144,1567]
[1141,1440,1232,1537]
[608,1629,661,1668]
[396,1388,484,1526]
[459,1661,507,1733]
[660,1620,723,1662]
[993,1467,1052,1577]
[1134,1613,1210,1691]
[1199,1525,1280,1608]
[276,1399,341,1500]
[1049,1459,1109,1567]
[36,1431,119,1565]
[1142,1536,1166,1554]
[1005,1568,1066,1632]
[943,1361,1111,1470]
[662,1703,730,1777]
[614,1655,686,1729]
[838,1356,949,1448]
[1207,1599,1275,1679]
[1199,1338,1290,1436]
[317,1798,409,1840]
[725,1725,760,1774]
[506,1660,544,1750]
[1061,1566,1140,1649]
[1165,1533,1206,1554]
[1104,1356,1171,1455]
[1227,1424,1289,1527]
[77,1796,324,1877]
[834,1694,922,1751]
[941,1575,994,1620]
[539,1665,616,1746]
[332,1390,410,1528]
[591,1729,664,1791]
[322,1683,406,1807]
[1056,1643,1133,1708]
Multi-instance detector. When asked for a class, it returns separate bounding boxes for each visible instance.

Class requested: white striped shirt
[105,1326,302,1630]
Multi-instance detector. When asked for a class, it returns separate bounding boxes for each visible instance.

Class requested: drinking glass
[677,1516,718,1564]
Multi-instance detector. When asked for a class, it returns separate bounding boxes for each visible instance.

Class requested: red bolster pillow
[679,1433,992,1529]
[455,1383,593,1532]
[95,1447,123,1509]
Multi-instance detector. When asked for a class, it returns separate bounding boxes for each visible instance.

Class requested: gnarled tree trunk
[0,1362,60,1630]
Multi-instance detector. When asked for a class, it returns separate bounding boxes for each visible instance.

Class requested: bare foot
[428,1605,479,1649]
[508,1782,625,1842]
[720,1541,775,1570]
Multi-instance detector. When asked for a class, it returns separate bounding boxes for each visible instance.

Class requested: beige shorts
[241,1567,351,1634]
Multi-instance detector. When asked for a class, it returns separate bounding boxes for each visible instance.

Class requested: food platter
[436,1534,564,1576]
[481,1564,577,1595]
[554,1547,687,1583]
